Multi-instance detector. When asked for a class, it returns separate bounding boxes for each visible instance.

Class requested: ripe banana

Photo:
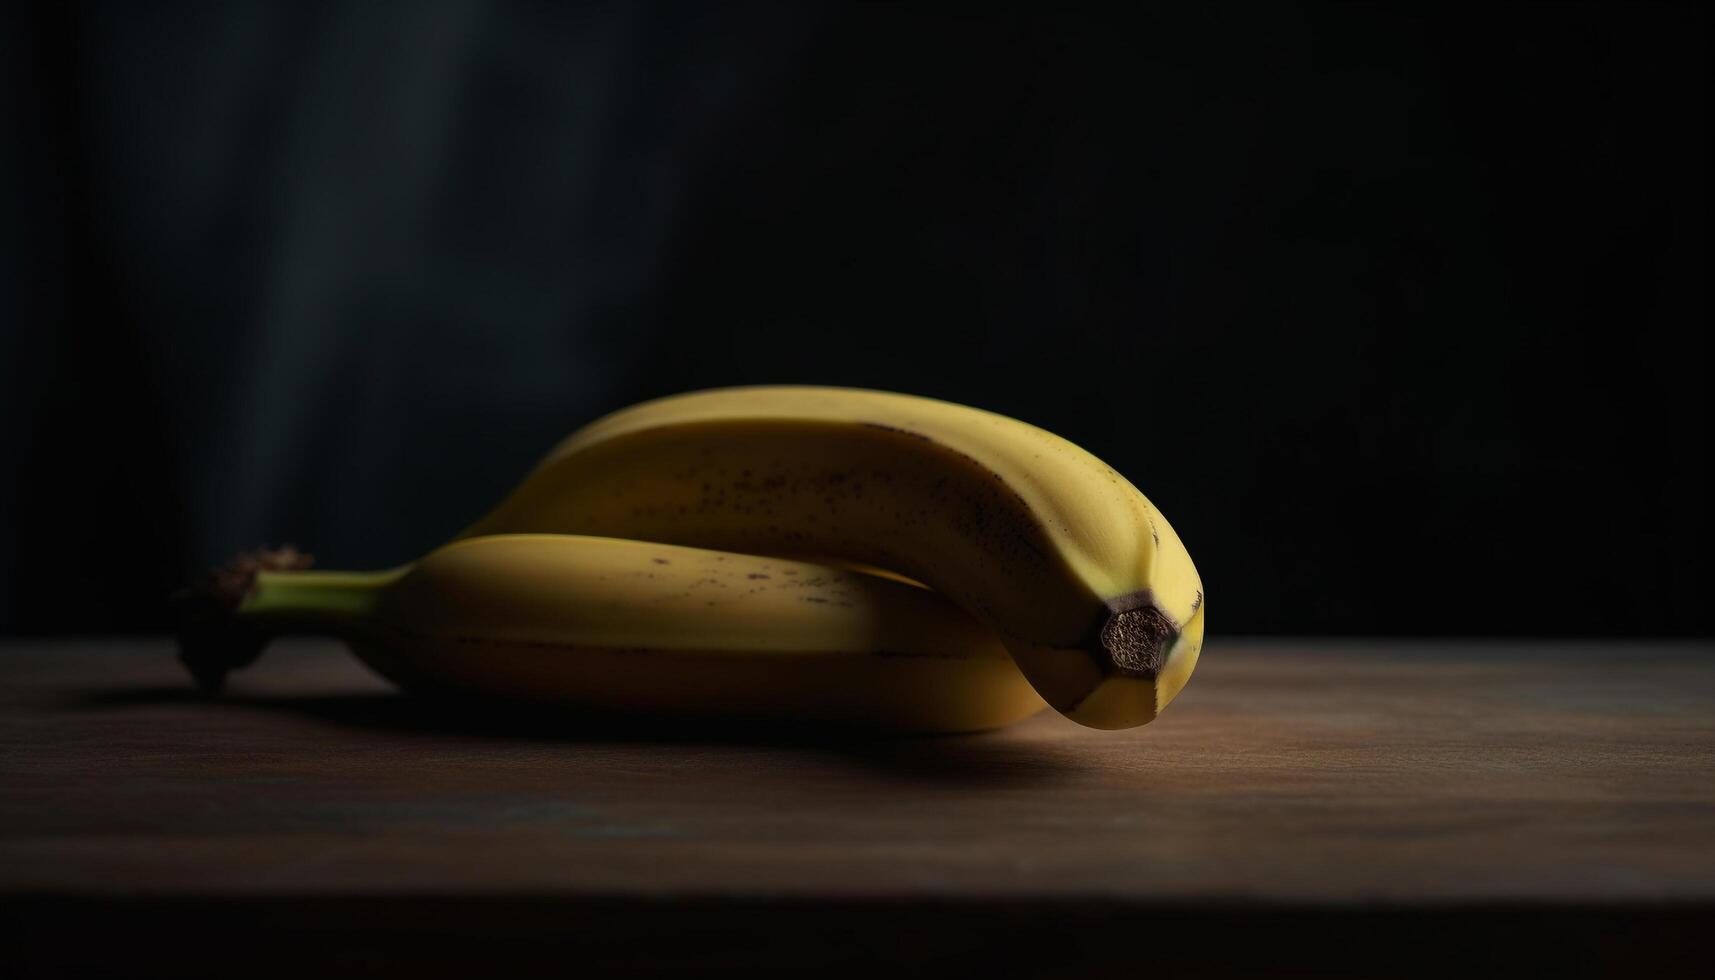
[460,386,1204,730]
[179,534,1047,733]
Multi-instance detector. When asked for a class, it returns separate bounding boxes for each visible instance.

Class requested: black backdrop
[2,2,1706,636]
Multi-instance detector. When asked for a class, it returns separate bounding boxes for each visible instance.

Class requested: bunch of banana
[182,386,1203,732]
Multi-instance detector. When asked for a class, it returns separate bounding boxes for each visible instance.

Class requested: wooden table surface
[3,638,1712,978]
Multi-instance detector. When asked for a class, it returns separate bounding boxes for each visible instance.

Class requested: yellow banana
[461,386,1204,729]
[179,535,1046,733]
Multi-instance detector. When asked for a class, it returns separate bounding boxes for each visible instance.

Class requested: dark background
[2,2,1706,637]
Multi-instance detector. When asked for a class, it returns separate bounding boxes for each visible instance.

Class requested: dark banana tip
[1095,589,1178,679]
[173,545,314,692]
[174,593,262,693]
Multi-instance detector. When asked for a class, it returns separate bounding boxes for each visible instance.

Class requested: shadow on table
[70,685,1092,784]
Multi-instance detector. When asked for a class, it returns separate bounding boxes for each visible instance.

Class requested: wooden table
[3,638,1711,977]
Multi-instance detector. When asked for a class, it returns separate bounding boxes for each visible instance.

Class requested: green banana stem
[237,569,399,632]
[175,546,403,693]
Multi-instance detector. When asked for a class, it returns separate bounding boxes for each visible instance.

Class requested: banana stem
[176,546,405,693]
[236,569,402,634]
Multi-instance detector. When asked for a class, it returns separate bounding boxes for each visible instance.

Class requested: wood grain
[2,637,1711,977]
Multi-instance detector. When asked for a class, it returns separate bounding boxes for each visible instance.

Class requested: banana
[178,535,1047,733]
[460,386,1204,729]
